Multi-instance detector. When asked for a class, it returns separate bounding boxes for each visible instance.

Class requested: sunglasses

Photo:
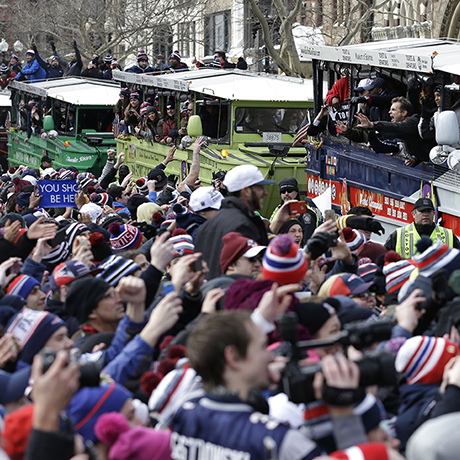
[248,255,263,263]
[281,188,296,194]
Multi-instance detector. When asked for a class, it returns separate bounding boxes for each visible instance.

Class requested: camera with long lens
[278,313,397,404]
[40,348,103,387]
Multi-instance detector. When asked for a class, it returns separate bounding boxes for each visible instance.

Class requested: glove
[31,43,38,53]
[306,232,332,260]
[366,218,385,236]
[348,96,369,105]
[72,40,77,48]
[50,41,56,53]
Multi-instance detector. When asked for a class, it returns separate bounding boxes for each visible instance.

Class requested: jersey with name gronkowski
[171,395,322,460]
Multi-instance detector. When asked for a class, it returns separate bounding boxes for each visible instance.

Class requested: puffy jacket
[15,58,46,82]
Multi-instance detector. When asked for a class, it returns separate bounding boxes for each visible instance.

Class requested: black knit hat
[278,177,299,194]
[65,277,111,324]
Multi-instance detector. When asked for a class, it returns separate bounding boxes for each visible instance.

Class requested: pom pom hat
[341,227,365,254]
[383,251,416,294]
[395,336,460,384]
[108,222,142,253]
[262,234,308,285]
[414,238,460,278]
[94,412,172,460]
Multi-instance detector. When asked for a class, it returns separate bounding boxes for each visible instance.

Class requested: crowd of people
[0,42,248,87]
[306,75,458,168]
[0,139,456,460]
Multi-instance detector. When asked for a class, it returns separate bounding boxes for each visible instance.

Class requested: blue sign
[38,180,78,208]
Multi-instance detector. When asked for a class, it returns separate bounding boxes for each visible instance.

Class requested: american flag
[112,114,120,138]
[291,113,310,147]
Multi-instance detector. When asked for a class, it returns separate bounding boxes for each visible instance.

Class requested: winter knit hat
[137,202,162,223]
[90,192,112,207]
[15,192,31,212]
[414,237,460,278]
[170,230,195,259]
[329,443,388,460]
[357,262,379,283]
[295,299,338,336]
[169,51,181,62]
[68,383,133,443]
[97,255,140,286]
[7,309,66,364]
[2,404,34,460]
[262,234,308,285]
[94,412,172,460]
[395,336,460,384]
[65,222,89,250]
[383,251,416,294]
[108,222,142,253]
[137,50,148,61]
[42,241,70,267]
[58,169,76,181]
[89,232,113,264]
[12,177,29,193]
[135,177,148,195]
[65,277,112,324]
[6,275,40,300]
[220,232,266,273]
[120,88,130,97]
[341,227,365,254]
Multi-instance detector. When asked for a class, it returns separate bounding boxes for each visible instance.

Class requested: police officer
[269,177,320,244]
[384,197,460,258]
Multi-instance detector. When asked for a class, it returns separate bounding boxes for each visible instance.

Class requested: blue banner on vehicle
[38,180,78,207]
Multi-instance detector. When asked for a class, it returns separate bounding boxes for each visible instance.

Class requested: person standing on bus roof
[65,41,83,77]
[384,197,460,258]
[14,49,46,83]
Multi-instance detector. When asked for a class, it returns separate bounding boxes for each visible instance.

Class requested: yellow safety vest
[395,223,453,259]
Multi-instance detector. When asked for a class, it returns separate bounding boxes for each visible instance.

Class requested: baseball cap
[329,273,374,297]
[147,168,167,190]
[220,232,266,273]
[223,165,275,192]
[190,186,224,212]
[413,197,435,212]
[354,77,386,92]
[49,260,102,292]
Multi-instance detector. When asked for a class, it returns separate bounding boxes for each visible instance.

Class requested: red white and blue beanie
[136,177,149,195]
[382,251,416,294]
[58,169,76,181]
[97,255,140,286]
[357,262,378,283]
[108,222,142,253]
[7,308,66,364]
[169,51,181,62]
[395,335,460,385]
[170,230,194,259]
[90,192,112,207]
[137,50,148,61]
[6,275,40,300]
[262,234,308,285]
[340,227,365,254]
[414,237,460,278]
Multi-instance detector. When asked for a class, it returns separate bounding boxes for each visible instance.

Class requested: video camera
[278,313,397,404]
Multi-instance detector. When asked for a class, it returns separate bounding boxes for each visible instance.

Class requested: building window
[204,10,231,56]
[178,21,196,58]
